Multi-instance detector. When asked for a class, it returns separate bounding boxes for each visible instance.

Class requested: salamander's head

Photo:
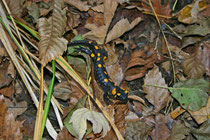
[114,87,128,104]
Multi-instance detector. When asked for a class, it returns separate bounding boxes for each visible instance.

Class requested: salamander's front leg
[103,92,113,105]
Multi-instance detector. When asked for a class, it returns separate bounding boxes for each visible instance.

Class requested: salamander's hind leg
[103,93,113,105]
[74,46,92,55]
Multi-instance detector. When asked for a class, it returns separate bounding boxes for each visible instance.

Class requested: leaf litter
[0,0,210,139]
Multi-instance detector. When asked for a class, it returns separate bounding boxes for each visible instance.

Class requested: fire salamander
[68,40,128,104]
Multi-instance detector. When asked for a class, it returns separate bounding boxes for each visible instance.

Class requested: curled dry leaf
[143,65,170,112]
[38,0,67,66]
[125,48,157,81]
[69,108,110,140]
[181,55,206,78]
[105,17,142,43]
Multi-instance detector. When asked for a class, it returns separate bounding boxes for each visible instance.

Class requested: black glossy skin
[67,40,128,104]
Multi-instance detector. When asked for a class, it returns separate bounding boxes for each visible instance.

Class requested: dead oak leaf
[143,65,169,112]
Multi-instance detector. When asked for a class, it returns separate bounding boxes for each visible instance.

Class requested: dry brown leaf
[4,97,27,118]
[196,40,210,76]
[0,60,13,88]
[106,17,142,43]
[64,0,89,11]
[125,48,157,81]
[150,114,171,140]
[83,0,118,44]
[68,79,86,106]
[91,4,104,13]
[0,82,14,98]
[142,0,171,17]
[181,55,206,78]
[38,0,67,66]
[143,65,170,112]
[178,0,207,24]
[189,97,210,124]
[170,120,190,140]
[53,81,71,101]
[0,95,23,139]
[86,9,104,27]
[6,0,23,17]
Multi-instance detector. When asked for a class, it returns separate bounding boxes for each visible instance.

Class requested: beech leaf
[181,56,206,78]
[69,108,110,140]
[38,0,67,66]
[143,65,170,112]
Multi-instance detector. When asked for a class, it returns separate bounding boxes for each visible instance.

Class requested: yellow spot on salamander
[98,64,102,67]
[117,93,121,96]
[125,90,128,94]
[97,53,100,56]
[103,64,105,67]
[114,95,117,98]
[114,83,117,86]
[112,88,116,95]
[103,56,107,61]
[91,53,95,58]
[104,79,108,82]
[95,46,99,49]
[97,57,100,61]
[104,71,107,75]
[109,78,112,82]
[89,41,92,44]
